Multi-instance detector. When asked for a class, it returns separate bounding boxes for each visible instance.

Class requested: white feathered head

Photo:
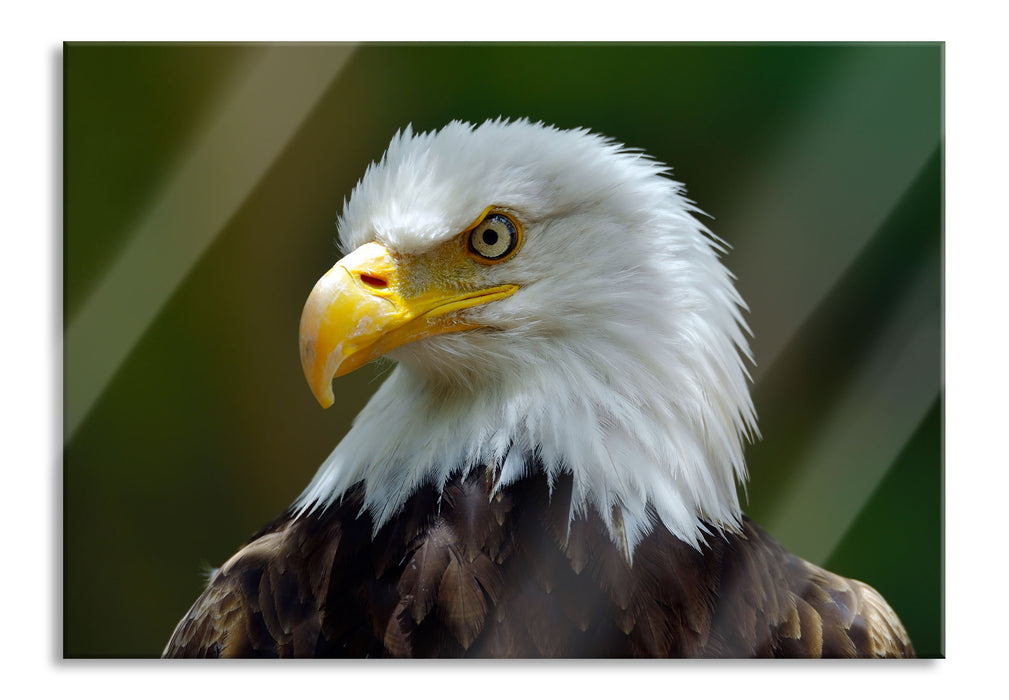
[296,119,758,557]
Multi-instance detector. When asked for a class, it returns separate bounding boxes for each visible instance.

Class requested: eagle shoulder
[162,503,351,658]
[716,519,915,658]
[778,556,915,658]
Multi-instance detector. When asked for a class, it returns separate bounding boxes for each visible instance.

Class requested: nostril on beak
[359,273,388,289]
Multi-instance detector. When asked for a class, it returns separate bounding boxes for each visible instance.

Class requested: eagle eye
[468,212,521,263]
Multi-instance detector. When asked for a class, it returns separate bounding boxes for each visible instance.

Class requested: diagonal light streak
[722,48,939,383]
[716,48,941,567]
[764,252,941,564]
[64,44,356,444]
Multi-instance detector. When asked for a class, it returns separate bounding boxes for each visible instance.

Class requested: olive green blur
[64,43,942,657]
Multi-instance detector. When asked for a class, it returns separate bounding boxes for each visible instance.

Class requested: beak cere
[299,241,518,408]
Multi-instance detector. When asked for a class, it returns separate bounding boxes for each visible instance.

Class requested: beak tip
[300,350,336,411]
[306,365,337,410]
[316,391,334,409]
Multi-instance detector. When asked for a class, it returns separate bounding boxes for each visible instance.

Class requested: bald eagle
[163,119,913,658]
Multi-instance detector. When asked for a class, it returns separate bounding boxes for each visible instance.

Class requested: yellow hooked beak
[299,242,518,408]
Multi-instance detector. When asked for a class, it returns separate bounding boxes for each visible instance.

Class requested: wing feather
[164,469,914,658]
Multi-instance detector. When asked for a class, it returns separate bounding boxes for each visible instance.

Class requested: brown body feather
[164,467,913,658]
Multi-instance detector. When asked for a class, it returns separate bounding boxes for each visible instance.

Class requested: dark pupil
[482,228,499,247]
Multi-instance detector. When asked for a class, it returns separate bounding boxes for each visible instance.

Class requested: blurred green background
[63,43,942,657]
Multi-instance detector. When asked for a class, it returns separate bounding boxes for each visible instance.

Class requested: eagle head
[295,119,757,556]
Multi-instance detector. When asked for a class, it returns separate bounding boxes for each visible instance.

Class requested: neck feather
[294,321,756,558]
